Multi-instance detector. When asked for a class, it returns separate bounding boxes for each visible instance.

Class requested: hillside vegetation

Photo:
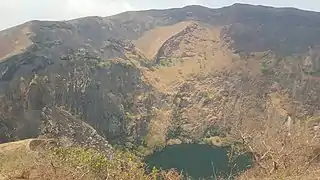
[0,139,182,180]
[0,3,319,180]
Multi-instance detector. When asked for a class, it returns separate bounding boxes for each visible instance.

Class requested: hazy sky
[0,0,318,30]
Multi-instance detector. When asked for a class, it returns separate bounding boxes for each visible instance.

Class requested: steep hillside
[0,3,320,179]
[0,23,33,60]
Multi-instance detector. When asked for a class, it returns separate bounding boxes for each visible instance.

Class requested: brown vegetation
[1,4,320,180]
[0,142,183,180]
[229,117,320,180]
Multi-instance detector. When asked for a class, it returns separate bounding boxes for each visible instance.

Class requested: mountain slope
[0,3,319,142]
[0,4,319,179]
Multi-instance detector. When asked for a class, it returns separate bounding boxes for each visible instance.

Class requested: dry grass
[230,117,320,180]
[141,23,237,93]
[0,23,32,60]
[133,21,192,59]
[0,140,183,180]
[0,139,82,180]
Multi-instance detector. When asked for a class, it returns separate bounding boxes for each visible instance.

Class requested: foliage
[157,58,179,67]
[204,126,229,138]
[167,126,183,140]
[202,136,223,146]
[52,147,183,180]
[97,60,112,68]
[303,69,320,76]
[143,134,166,151]
[260,61,270,74]
[52,147,148,179]
[134,145,154,157]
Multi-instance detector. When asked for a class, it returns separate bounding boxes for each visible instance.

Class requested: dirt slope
[0,23,33,61]
[133,21,192,60]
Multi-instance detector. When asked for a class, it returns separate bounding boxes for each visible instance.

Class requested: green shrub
[51,146,182,180]
[52,147,150,179]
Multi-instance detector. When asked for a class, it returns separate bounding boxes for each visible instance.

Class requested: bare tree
[229,116,320,180]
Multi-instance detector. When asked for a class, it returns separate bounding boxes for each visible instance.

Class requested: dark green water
[145,144,252,179]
